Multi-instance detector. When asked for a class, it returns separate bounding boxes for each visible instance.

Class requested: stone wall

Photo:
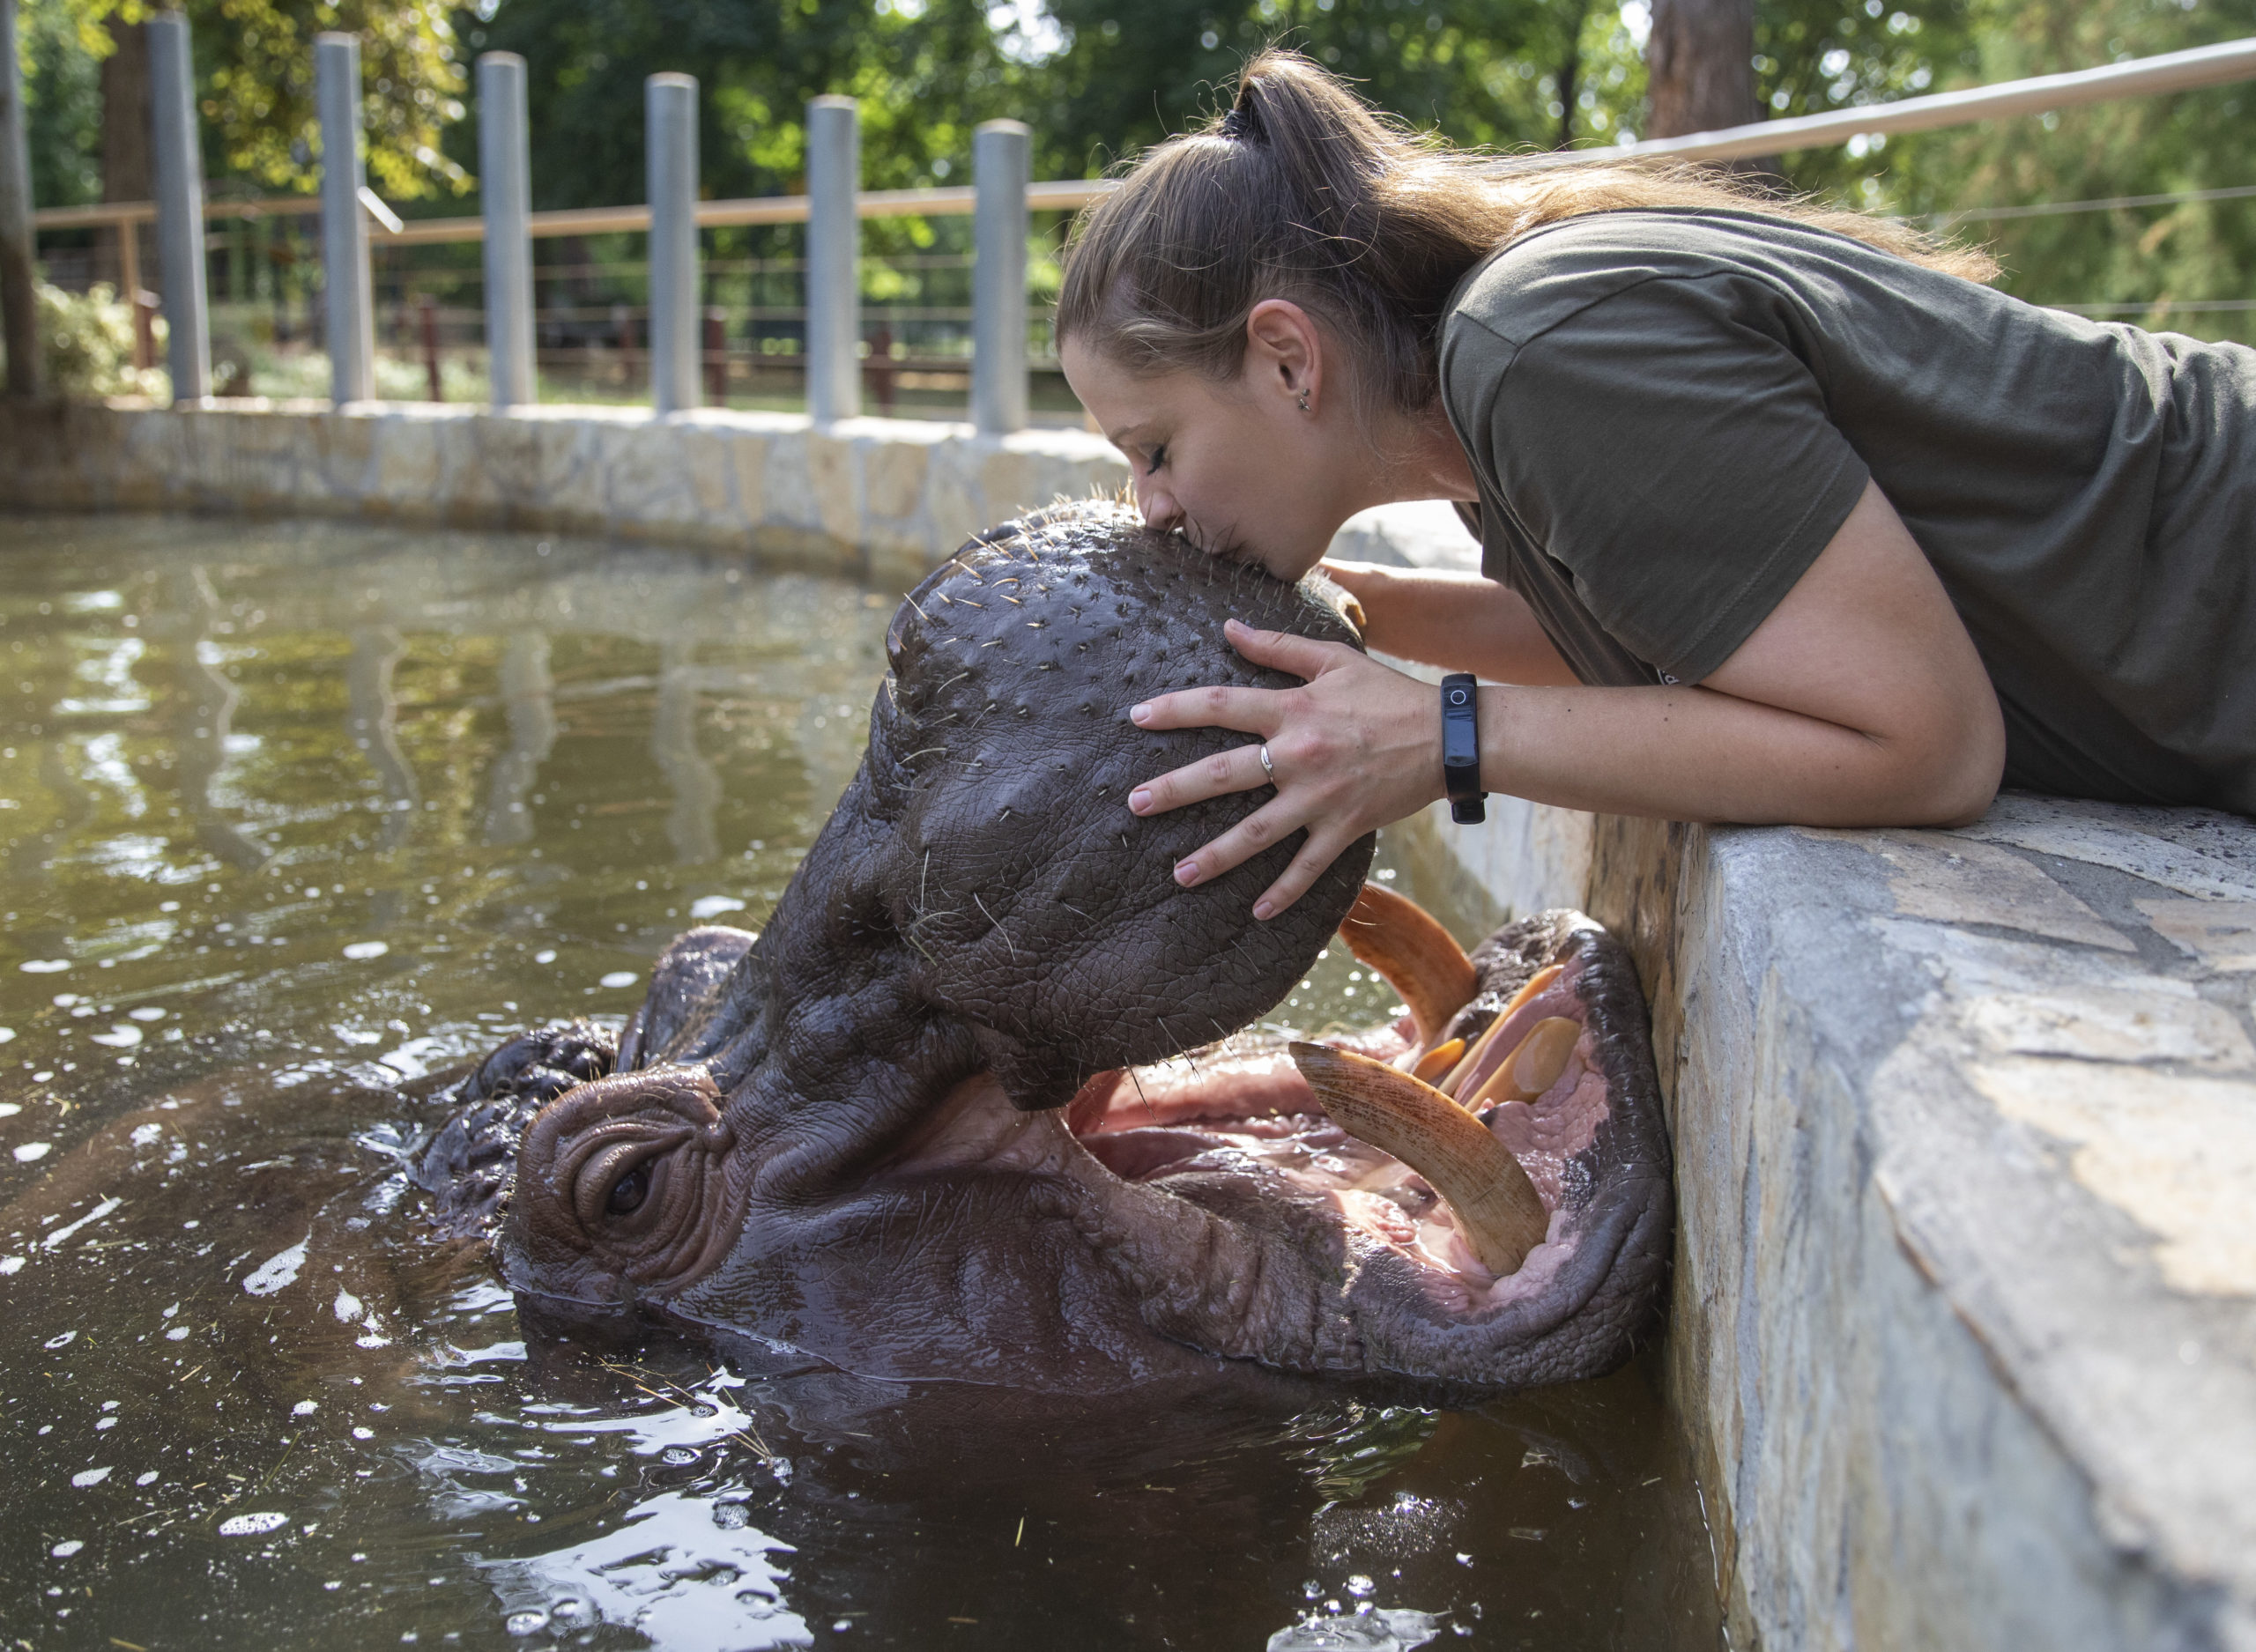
[0,398,1132,580]
[1441,788,2256,1651]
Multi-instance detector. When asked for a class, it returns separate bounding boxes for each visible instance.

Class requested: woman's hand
[1127,619,1442,919]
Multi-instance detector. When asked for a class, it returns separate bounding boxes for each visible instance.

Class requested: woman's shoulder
[1443,208,1844,349]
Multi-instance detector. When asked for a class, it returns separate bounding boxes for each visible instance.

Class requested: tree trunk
[100,18,152,293]
[0,0,40,396]
[1646,0,1755,137]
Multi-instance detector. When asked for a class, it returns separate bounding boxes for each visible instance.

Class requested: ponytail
[1058,49,1996,416]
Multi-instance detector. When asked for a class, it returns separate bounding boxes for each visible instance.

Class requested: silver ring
[1258,743,1276,782]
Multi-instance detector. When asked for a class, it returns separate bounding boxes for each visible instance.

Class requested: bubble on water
[20,959,70,974]
[334,1288,365,1322]
[0,1256,19,1274]
[503,1611,548,1636]
[15,1142,52,1163]
[242,1236,309,1296]
[50,1540,84,1558]
[128,1006,166,1022]
[352,1426,375,1441]
[31,1070,53,1083]
[70,1468,110,1487]
[659,1446,698,1466]
[293,1400,319,1416]
[42,1330,74,1349]
[342,942,389,960]
[599,971,639,990]
[0,1102,18,1117]
[534,950,557,964]
[137,1471,159,1486]
[0,1027,12,1043]
[1346,1575,1376,1598]
[218,1512,289,1537]
[165,1326,190,1341]
[712,1502,750,1530]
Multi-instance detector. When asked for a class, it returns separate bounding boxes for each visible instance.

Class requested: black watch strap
[1440,673,1486,825]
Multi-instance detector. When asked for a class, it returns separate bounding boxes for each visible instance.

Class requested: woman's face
[1060,336,1360,585]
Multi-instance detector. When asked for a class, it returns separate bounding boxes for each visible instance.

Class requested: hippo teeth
[1337,882,1479,1050]
[1463,1017,1582,1111]
[1439,964,1564,1099]
[1288,1041,1550,1278]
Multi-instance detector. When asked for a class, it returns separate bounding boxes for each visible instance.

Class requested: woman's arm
[1129,481,2007,918]
[1319,559,1581,686]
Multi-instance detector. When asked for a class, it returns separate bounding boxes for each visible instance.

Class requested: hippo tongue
[1288,1042,1550,1278]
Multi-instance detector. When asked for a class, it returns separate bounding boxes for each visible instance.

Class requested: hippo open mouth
[417,501,1671,1393]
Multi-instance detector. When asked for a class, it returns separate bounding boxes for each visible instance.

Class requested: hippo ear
[874,503,1377,1110]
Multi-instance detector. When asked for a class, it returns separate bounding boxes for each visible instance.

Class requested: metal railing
[21,33,2256,423]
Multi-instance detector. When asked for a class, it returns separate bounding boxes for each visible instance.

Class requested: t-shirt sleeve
[1471,271,1872,684]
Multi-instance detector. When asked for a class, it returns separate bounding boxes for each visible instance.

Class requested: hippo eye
[605,1164,650,1217]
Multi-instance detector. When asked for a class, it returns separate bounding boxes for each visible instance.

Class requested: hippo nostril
[605,1165,650,1216]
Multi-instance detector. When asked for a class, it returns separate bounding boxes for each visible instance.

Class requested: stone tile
[805,432,860,544]
[1965,794,2256,900]
[1803,827,2134,952]
[864,437,929,522]
[1959,982,2254,1070]
[2140,898,2256,973]
[1974,1056,2256,1296]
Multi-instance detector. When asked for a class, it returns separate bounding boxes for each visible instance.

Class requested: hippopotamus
[419,500,1672,1393]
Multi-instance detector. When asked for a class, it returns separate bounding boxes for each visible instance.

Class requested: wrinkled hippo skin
[422,501,1672,1394]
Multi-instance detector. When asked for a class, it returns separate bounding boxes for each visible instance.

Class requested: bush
[26,282,169,400]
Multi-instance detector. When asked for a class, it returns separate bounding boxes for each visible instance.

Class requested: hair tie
[1218,107,1253,141]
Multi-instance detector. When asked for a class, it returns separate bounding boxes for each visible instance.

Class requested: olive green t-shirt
[1437,207,2256,812]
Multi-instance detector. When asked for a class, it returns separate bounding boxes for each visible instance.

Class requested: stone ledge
[0,398,1133,578]
[1439,789,2256,1651]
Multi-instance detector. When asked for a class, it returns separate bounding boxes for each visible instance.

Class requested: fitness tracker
[1440,673,1486,825]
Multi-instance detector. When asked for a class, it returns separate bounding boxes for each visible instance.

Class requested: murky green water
[0,514,1722,1651]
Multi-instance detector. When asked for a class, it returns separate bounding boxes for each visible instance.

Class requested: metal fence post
[315,33,375,404]
[971,120,1029,435]
[479,52,536,408]
[149,11,211,402]
[646,73,699,415]
[805,95,859,422]
[0,0,40,397]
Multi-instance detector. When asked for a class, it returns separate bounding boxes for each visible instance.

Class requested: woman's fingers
[1129,742,1273,819]
[1168,793,1303,893]
[1222,619,1358,680]
[1128,683,1281,737]
[1253,828,1360,921]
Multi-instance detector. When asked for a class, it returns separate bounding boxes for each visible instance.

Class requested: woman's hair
[1058,49,1998,417]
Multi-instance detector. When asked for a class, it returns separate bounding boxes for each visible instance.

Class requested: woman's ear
[1244,299,1324,413]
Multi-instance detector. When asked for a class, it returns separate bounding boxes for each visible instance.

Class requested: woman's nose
[1137,483,1182,533]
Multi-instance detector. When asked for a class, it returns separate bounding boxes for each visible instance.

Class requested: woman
[1057,49,2255,921]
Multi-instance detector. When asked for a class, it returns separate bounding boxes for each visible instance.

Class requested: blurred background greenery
[16,0,2256,404]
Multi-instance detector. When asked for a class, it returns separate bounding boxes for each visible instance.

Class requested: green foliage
[26,0,468,204]
[24,280,167,397]
[19,0,103,208]
[197,0,470,200]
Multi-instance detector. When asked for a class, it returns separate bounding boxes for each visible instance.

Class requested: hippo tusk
[1337,883,1479,1050]
[1409,1037,1465,1085]
[1464,1017,1582,1112]
[1439,963,1563,1099]
[1290,1041,1550,1278]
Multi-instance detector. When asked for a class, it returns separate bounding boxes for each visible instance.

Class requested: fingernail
[1253,900,1275,921]
[1174,860,1199,886]
[1130,702,1152,725]
[1129,789,1151,813]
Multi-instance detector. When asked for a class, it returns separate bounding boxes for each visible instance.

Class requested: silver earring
[1296,389,1311,413]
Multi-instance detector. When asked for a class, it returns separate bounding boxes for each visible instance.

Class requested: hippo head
[427,500,1670,1393]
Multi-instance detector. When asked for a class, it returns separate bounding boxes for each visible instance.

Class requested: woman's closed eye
[1143,443,1169,475]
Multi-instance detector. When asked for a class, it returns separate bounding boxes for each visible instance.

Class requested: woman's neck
[1358,400,1481,508]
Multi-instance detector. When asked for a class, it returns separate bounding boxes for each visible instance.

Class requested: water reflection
[482,631,556,848]
[347,626,420,851]
[153,567,270,871]
[654,638,721,865]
